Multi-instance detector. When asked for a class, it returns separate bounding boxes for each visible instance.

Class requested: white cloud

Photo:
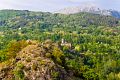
[0,0,120,11]
[66,0,95,3]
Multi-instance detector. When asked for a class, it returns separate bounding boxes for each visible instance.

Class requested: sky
[0,0,120,12]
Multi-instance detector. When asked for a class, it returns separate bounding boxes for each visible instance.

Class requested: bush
[51,71,60,79]
[0,51,8,62]
[45,53,52,58]
[52,47,65,64]
[14,69,25,80]
[14,63,25,80]
[4,40,28,60]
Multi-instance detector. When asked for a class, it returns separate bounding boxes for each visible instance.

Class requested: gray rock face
[55,4,120,19]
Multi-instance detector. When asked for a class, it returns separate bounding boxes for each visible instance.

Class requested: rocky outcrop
[0,40,72,80]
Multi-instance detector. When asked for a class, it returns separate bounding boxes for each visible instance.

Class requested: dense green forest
[0,10,120,80]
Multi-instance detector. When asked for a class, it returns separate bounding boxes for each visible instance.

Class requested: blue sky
[0,0,120,12]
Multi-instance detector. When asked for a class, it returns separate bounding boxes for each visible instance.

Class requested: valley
[0,10,120,80]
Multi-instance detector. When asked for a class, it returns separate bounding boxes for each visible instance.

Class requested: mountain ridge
[54,5,120,19]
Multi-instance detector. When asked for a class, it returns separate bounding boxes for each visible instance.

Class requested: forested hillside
[0,10,120,80]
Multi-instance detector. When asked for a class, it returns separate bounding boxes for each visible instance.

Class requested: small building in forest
[61,39,72,48]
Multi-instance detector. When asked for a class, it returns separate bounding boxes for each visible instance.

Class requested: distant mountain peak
[56,5,99,13]
[54,3,120,18]
[54,3,99,14]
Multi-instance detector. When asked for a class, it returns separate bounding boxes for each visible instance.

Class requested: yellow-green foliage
[0,51,8,62]
[75,45,80,52]
[0,40,28,62]
[52,47,64,64]
[7,40,28,58]
[107,72,120,80]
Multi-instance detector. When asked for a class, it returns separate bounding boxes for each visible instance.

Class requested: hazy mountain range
[55,4,120,19]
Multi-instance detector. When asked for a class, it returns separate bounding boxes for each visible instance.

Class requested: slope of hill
[0,10,29,20]
[0,40,73,80]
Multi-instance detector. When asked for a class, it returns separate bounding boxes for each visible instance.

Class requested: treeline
[0,10,119,28]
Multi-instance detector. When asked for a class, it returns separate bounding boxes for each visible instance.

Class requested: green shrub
[45,53,52,58]
[52,47,65,64]
[51,71,60,79]
[14,69,25,80]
